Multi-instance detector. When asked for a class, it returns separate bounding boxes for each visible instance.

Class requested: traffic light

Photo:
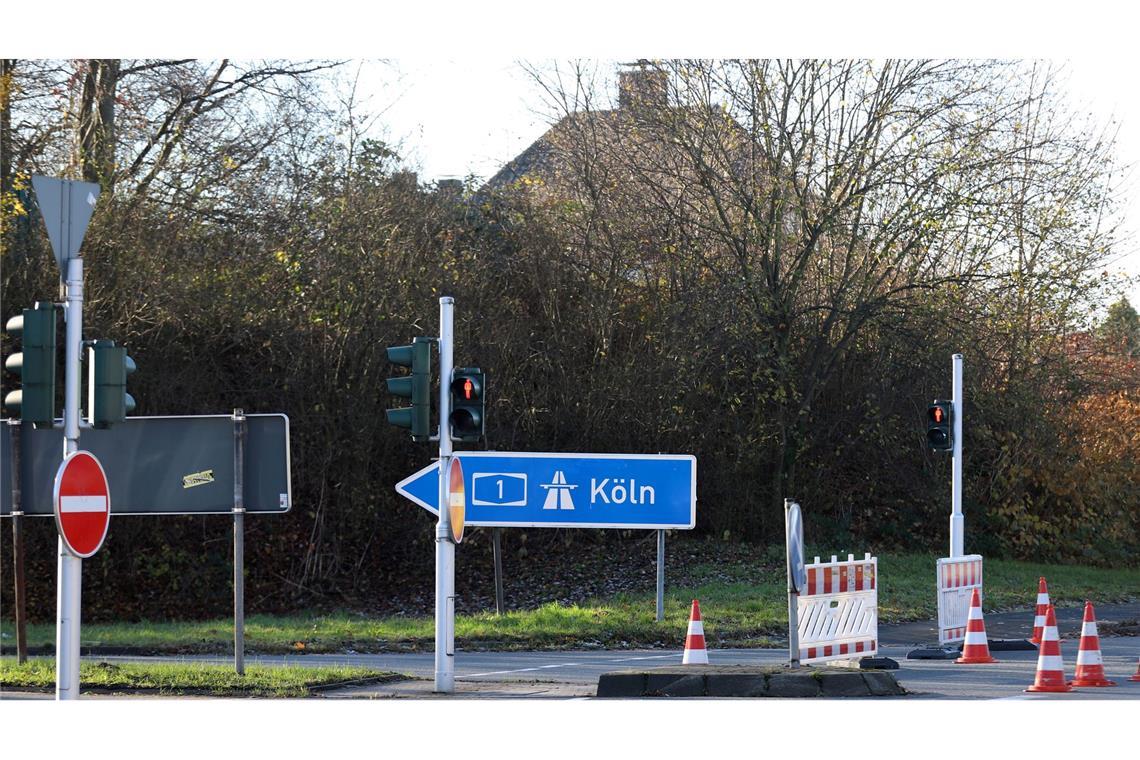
[88,339,136,427]
[927,399,953,452]
[3,302,57,425]
[387,337,432,442]
[449,367,485,443]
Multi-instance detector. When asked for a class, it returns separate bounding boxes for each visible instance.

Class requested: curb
[596,665,906,698]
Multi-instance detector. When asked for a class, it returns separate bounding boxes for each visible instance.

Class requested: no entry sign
[53,450,111,558]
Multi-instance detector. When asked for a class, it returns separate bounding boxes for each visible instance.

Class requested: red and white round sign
[53,450,111,558]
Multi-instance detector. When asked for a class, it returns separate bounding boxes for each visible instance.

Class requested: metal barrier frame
[798,553,878,664]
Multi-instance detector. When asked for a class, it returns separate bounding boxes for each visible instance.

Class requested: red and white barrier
[937,554,983,645]
[797,553,878,664]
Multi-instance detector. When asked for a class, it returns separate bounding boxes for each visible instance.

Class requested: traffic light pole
[435,296,455,693]
[56,256,84,700]
[950,354,964,558]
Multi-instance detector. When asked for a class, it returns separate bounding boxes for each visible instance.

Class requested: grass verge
[1,554,1135,654]
[0,658,402,697]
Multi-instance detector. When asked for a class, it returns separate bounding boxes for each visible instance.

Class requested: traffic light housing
[927,399,953,452]
[387,338,432,442]
[3,303,57,425]
[449,367,485,443]
[88,339,136,427]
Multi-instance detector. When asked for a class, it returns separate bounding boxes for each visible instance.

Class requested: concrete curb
[596,665,906,698]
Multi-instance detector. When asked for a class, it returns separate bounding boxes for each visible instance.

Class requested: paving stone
[660,675,707,697]
[596,672,647,698]
[817,672,871,697]
[706,674,770,697]
[765,673,822,698]
[861,671,906,696]
[645,672,689,695]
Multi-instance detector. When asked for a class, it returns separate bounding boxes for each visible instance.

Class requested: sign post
[785,499,805,667]
[8,420,27,663]
[232,409,246,675]
[435,296,455,694]
[53,449,110,699]
[656,529,665,622]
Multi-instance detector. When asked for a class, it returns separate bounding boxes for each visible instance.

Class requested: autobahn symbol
[396,452,696,529]
[53,450,111,558]
[541,470,576,510]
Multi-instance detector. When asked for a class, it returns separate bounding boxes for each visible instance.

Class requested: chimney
[618,65,668,110]
[435,178,464,198]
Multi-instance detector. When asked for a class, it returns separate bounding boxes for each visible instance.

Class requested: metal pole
[785,499,800,667]
[435,296,455,693]
[950,354,964,558]
[655,529,665,622]
[492,528,505,615]
[56,257,83,700]
[233,409,246,675]
[9,421,27,664]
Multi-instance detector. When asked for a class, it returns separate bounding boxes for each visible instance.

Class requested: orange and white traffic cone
[1025,604,1072,693]
[956,588,998,664]
[682,599,709,665]
[1069,602,1116,687]
[1030,577,1051,645]
[1130,658,1140,682]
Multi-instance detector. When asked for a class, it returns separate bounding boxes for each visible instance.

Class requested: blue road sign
[395,452,696,529]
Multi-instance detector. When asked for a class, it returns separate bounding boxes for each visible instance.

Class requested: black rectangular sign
[1,414,291,516]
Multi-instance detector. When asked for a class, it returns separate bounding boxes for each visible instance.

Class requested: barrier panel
[936,554,983,645]
[798,553,878,664]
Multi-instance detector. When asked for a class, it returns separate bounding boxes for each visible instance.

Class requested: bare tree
[518,59,1122,536]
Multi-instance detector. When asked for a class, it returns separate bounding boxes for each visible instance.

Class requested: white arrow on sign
[31,175,101,273]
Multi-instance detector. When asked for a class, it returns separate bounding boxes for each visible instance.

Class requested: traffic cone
[1030,577,1051,645]
[1025,604,1072,693]
[1069,602,1116,687]
[956,588,998,664]
[1130,659,1140,682]
[682,599,709,665]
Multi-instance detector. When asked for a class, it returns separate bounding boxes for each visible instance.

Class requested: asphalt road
[10,633,1124,700]
[6,605,1138,700]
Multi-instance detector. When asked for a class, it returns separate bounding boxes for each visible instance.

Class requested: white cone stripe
[1033,615,1046,625]
[60,495,108,513]
[1081,621,1098,636]
[967,607,984,620]
[1075,650,1103,666]
[1037,594,1049,603]
[683,650,709,664]
[687,620,704,636]
[963,631,989,645]
[1041,628,1060,642]
[1036,654,1065,671]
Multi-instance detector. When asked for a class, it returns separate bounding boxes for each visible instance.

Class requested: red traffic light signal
[449,367,485,443]
[927,400,953,451]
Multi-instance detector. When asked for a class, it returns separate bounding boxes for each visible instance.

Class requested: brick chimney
[618,65,668,110]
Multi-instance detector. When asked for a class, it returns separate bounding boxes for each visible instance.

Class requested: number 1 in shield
[471,473,527,506]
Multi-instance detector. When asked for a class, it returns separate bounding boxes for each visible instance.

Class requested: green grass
[0,658,401,697]
[2,554,1135,654]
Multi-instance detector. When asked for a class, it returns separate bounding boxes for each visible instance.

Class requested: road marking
[464,653,679,678]
[465,663,576,678]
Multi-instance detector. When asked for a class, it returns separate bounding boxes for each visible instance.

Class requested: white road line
[464,653,680,678]
[464,663,580,677]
